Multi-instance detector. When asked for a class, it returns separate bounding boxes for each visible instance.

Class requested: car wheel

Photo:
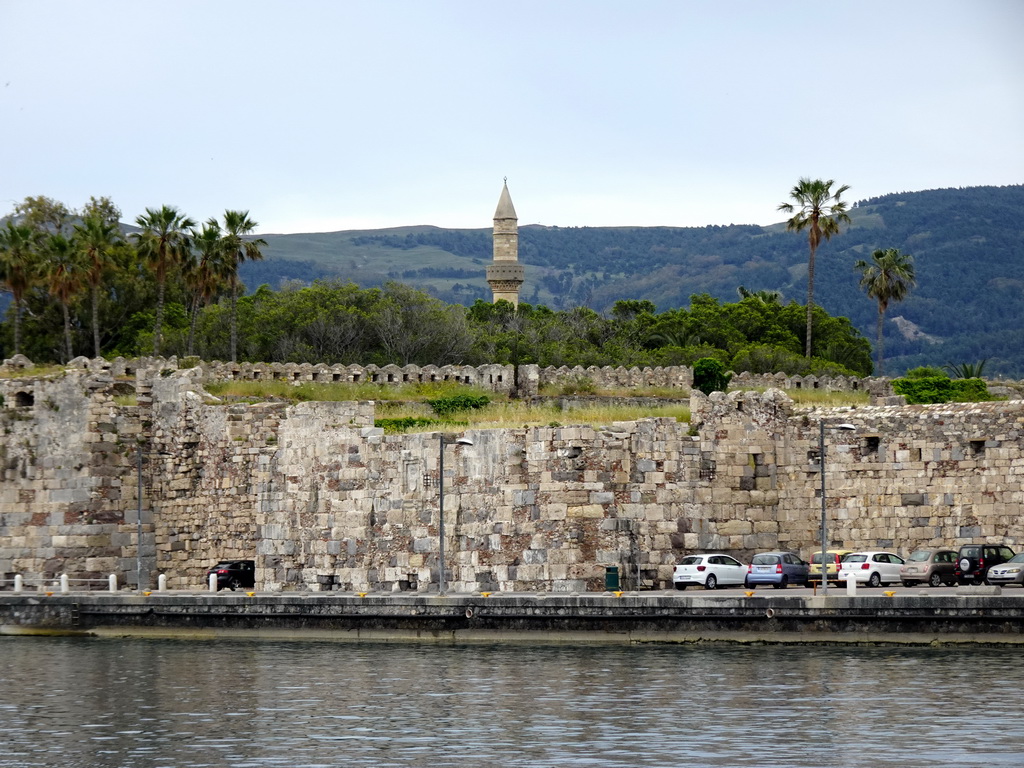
[773,576,788,590]
[868,572,881,588]
[674,583,688,591]
[745,580,755,590]
[229,577,243,591]
[903,580,916,588]
[929,573,943,587]
[705,574,718,590]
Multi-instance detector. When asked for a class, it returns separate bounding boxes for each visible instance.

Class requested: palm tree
[43,234,86,362]
[184,220,230,357]
[217,210,267,362]
[778,178,852,358]
[0,221,41,355]
[73,213,124,358]
[133,206,196,356]
[854,248,916,375]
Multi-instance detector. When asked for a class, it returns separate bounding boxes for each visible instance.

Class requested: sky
[2,0,1022,235]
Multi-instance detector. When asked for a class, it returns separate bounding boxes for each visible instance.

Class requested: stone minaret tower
[486,179,524,306]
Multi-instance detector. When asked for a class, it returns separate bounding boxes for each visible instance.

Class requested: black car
[207,560,256,591]
[953,544,1016,585]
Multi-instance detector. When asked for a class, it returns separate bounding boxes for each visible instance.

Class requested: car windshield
[679,556,703,565]
[751,554,779,565]
[908,550,932,562]
[844,555,867,563]
[1008,554,1024,563]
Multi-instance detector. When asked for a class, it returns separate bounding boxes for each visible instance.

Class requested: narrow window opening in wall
[431,375,437,382]
[862,436,881,459]
[372,374,380,382]
[251,372,259,380]
[489,375,494,383]
[813,381,820,389]
[387,374,394,382]
[125,367,135,377]
[807,449,821,467]
[794,381,802,389]
[737,402,744,412]
[333,373,341,382]
[352,373,361,382]
[970,440,986,457]
[497,375,503,383]
[403,374,409,382]
[293,372,301,381]
[14,391,34,408]
[852,381,859,390]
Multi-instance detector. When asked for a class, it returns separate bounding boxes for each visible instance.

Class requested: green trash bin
[605,565,620,591]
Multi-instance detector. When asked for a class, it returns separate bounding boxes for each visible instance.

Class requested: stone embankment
[1,591,1022,645]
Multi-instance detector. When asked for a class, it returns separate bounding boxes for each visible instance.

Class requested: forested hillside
[247,185,1024,376]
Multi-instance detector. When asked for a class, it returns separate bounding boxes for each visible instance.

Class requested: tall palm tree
[854,248,916,375]
[43,234,86,362]
[218,210,267,362]
[133,205,196,356]
[74,213,124,358]
[0,221,41,356]
[778,178,851,358]
[184,220,230,357]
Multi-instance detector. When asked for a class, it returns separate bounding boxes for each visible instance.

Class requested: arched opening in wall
[852,381,859,390]
[794,381,802,389]
[14,391,33,408]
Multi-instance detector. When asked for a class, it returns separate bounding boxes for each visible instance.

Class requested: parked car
[206,560,256,591]
[745,552,810,589]
[953,544,1016,585]
[900,548,958,587]
[673,554,747,590]
[808,549,853,585]
[837,551,905,587]
[986,553,1024,587]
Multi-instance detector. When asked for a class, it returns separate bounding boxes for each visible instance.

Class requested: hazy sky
[2,0,1022,234]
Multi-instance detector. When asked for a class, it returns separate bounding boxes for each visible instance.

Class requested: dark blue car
[745,551,810,589]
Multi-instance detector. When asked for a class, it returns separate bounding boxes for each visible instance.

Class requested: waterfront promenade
[2,586,1022,644]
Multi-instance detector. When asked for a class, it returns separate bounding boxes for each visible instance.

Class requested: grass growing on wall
[204,379,493,404]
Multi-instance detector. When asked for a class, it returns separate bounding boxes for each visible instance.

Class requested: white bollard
[846,573,857,596]
[209,573,218,592]
[108,574,118,592]
[158,574,167,592]
[60,574,70,593]
[14,574,23,592]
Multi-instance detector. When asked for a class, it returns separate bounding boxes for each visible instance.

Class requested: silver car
[986,553,1024,587]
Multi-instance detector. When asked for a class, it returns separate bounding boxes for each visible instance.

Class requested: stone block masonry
[0,359,1021,593]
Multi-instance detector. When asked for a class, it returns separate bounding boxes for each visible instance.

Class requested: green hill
[243,184,1024,377]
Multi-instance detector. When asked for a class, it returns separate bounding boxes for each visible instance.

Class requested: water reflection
[0,638,1020,767]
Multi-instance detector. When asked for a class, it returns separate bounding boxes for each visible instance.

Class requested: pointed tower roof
[493,180,517,220]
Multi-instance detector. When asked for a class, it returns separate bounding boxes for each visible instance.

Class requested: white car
[837,551,905,587]
[673,553,747,590]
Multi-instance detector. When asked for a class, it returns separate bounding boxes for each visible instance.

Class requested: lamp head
[456,437,474,446]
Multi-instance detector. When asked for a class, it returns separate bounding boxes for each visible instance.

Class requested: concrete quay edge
[1,591,1022,645]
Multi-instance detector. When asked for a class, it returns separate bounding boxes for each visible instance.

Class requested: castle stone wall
[0,365,1021,593]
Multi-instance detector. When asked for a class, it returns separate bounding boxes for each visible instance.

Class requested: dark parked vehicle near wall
[900,548,958,587]
[953,544,1016,585]
[745,552,810,589]
[207,560,256,591]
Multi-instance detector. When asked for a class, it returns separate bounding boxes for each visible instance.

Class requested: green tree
[854,248,916,375]
[693,357,731,395]
[778,178,852,359]
[184,220,230,357]
[74,213,125,357]
[0,221,41,355]
[14,195,73,236]
[133,205,196,356]
[43,234,86,361]
[217,210,267,362]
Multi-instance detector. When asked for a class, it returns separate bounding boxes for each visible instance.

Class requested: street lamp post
[438,434,473,595]
[819,421,856,595]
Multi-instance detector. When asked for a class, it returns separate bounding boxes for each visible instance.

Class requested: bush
[693,357,731,396]
[892,374,991,404]
[904,366,946,379]
[425,393,491,417]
